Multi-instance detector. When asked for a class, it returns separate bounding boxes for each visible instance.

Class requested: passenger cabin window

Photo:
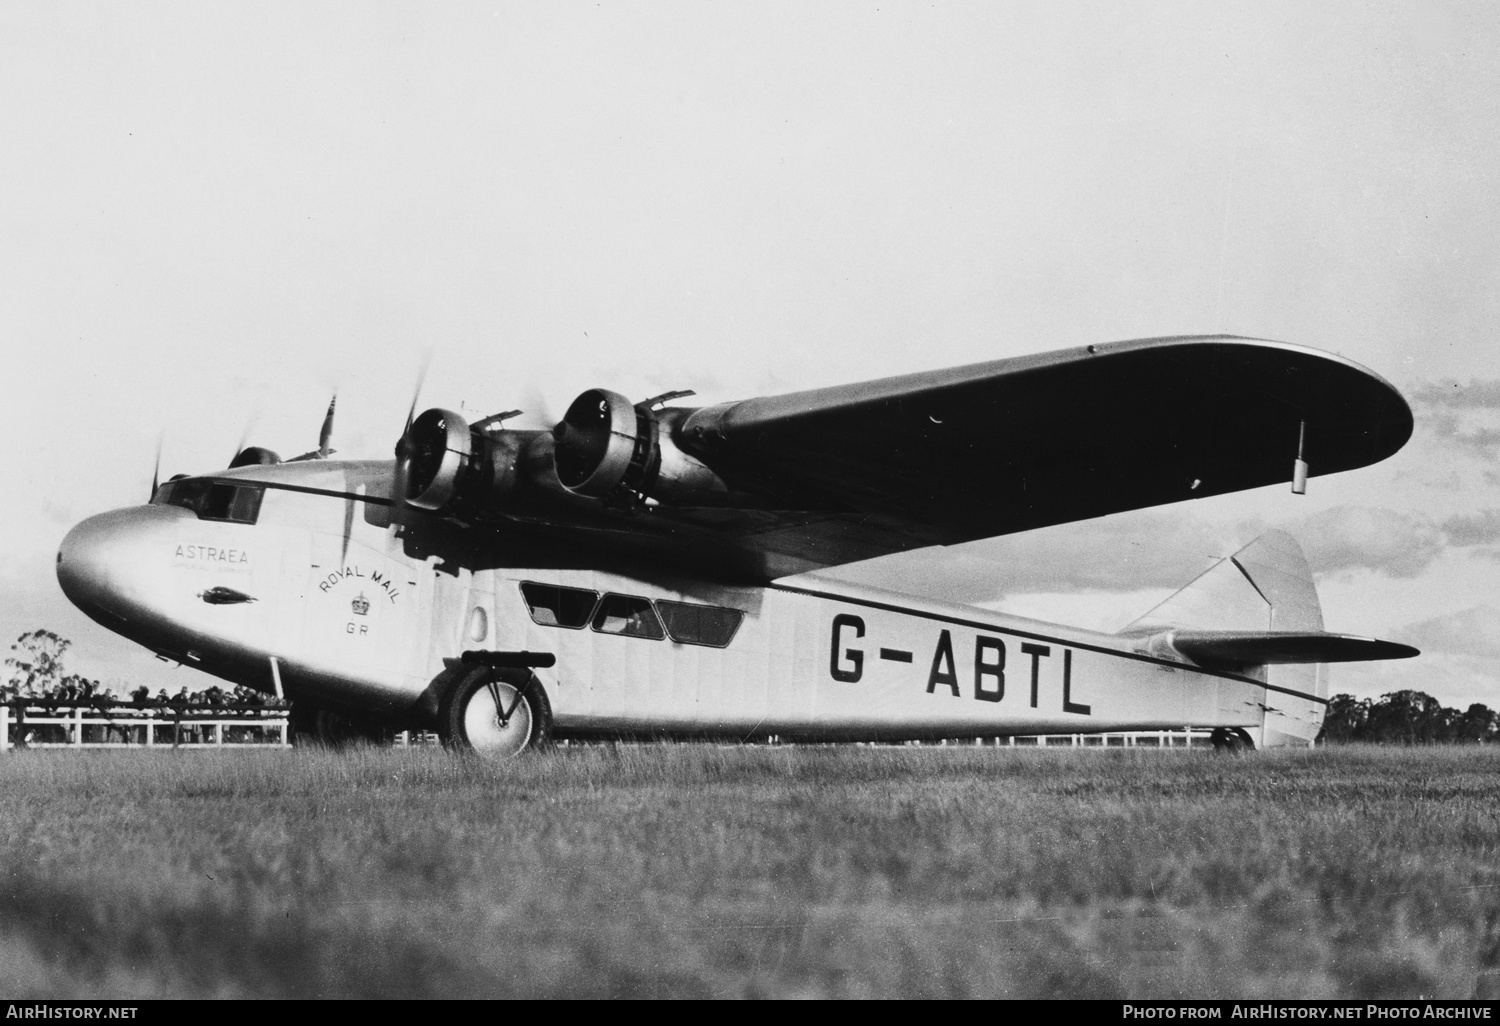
[156,480,263,524]
[656,600,745,648]
[591,594,665,640]
[520,583,599,629]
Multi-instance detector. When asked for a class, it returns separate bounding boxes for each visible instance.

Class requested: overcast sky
[3,2,1497,708]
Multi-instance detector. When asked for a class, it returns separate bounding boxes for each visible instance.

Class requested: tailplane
[1119,530,1417,748]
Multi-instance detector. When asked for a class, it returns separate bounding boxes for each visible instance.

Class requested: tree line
[3,629,285,710]
[1318,690,1498,744]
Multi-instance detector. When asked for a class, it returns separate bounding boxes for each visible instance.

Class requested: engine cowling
[397,407,534,517]
[552,389,726,504]
[552,389,645,497]
[397,390,726,519]
[229,446,281,468]
[400,408,477,511]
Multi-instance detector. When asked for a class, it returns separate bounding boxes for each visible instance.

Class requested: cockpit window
[155,480,264,524]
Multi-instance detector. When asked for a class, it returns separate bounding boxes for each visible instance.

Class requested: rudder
[1122,530,1328,748]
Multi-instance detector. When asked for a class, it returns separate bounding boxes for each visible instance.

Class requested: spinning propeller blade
[149,434,162,501]
[287,394,339,461]
[318,394,337,458]
[231,411,259,467]
[394,354,432,503]
[518,383,553,428]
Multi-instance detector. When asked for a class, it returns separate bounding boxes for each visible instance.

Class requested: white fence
[962,730,1214,748]
[0,703,1214,753]
[1,704,290,751]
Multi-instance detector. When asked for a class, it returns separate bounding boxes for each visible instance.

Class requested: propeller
[518,383,553,428]
[318,394,336,458]
[146,433,192,498]
[287,394,338,462]
[227,406,282,468]
[230,411,259,466]
[149,433,162,501]
[393,355,432,504]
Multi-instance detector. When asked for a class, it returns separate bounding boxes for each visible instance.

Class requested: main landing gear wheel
[439,668,552,758]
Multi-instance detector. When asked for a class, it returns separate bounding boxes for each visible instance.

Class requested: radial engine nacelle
[400,408,524,513]
[399,390,726,517]
[229,446,282,468]
[552,389,726,504]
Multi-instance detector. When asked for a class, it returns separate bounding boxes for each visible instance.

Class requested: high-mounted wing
[371,335,1412,580]
[657,335,1410,567]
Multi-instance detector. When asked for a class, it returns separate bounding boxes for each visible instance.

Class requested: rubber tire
[439,667,552,758]
[1210,727,1254,754]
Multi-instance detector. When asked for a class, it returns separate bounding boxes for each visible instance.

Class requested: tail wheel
[439,667,552,758]
[1210,727,1255,753]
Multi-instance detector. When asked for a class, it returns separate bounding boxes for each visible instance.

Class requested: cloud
[1395,605,1500,661]
[1287,506,1444,578]
[833,504,1462,601]
[1408,380,1500,462]
[830,509,1240,602]
[1442,509,1500,546]
[1332,651,1500,711]
[956,513,1237,594]
[1423,415,1500,461]
[1409,380,1500,412]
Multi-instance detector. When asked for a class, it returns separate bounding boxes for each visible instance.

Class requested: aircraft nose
[58,511,125,624]
[56,506,181,628]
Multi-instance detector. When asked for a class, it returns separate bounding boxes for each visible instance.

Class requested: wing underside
[643,335,1411,575]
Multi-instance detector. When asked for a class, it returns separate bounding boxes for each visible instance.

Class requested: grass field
[1,743,1498,999]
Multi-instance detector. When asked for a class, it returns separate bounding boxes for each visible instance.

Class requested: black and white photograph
[2,1,1498,1003]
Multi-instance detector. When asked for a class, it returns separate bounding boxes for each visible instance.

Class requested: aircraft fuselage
[56,459,1323,745]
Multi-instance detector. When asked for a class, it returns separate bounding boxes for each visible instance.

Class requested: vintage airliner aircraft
[57,335,1418,755]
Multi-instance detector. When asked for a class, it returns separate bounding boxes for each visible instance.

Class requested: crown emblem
[351,593,370,616]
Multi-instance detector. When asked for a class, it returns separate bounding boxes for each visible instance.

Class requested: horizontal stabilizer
[1147,629,1418,667]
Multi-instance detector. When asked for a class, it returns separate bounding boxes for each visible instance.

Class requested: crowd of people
[4,629,289,713]
[0,677,286,712]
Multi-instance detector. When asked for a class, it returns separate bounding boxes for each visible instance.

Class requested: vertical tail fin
[1122,530,1328,748]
